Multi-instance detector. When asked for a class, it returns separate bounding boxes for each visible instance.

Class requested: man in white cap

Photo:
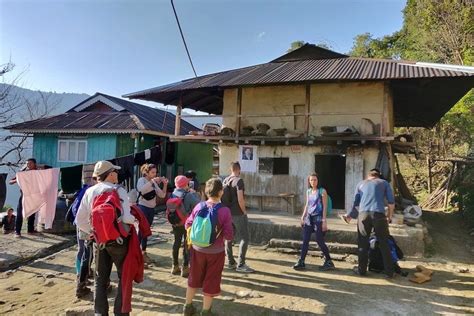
[76,160,136,315]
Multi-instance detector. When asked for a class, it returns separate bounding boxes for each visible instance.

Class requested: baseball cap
[93,160,121,177]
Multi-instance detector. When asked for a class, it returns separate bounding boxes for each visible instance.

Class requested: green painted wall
[116,134,135,157]
[176,142,213,182]
[32,134,117,168]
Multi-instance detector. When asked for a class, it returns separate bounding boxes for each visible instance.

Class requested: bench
[246,193,297,215]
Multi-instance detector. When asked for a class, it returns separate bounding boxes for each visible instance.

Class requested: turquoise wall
[32,134,117,168]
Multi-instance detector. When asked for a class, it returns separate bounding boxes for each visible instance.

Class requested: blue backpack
[307,188,333,215]
[190,202,222,247]
[65,184,90,224]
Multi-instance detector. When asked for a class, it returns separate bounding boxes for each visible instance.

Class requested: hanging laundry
[0,173,6,210]
[60,165,83,193]
[144,149,151,160]
[134,151,145,166]
[116,155,135,185]
[16,168,59,229]
[147,146,162,165]
[82,163,95,186]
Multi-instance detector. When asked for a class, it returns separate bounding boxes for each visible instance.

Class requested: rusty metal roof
[4,93,199,135]
[124,44,474,127]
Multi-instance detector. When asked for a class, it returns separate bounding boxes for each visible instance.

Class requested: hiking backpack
[189,202,222,247]
[166,193,188,226]
[90,189,128,246]
[221,176,237,207]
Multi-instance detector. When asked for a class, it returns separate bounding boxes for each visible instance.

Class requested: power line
[171,0,198,78]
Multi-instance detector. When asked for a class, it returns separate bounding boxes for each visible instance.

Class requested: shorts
[188,248,225,296]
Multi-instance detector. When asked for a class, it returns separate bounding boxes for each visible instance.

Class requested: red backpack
[166,193,187,226]
[91,190,129,246]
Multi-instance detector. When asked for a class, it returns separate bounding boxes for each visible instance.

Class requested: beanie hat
[175,175,190,189]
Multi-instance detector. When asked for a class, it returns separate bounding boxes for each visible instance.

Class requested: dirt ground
[0,211,473,316]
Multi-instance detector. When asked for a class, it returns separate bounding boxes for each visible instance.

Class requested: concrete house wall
[219,82,394,212]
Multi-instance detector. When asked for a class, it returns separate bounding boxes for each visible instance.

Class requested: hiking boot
[236,264,255,273]
[352,266,367,276]
[181,265,190,278]
[227,262,237,270]
[319,260,335,271]
[183,303,197,316]
[143,253,152,264]
[76,282,92,298]
[171,265,181,275]
[293,260,305,271]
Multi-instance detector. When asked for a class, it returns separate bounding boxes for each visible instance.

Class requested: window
[258,158,290,175]
[58,139,87,163]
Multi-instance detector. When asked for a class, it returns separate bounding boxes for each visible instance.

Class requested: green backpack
[307,188,333,215]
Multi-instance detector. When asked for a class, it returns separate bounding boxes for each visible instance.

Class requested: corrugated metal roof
[5,93,199,135]
[123,45,474,127]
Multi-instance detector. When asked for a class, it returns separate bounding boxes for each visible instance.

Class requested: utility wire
[171,0,198,78]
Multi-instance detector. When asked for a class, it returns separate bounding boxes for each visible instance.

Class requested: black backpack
[221,176,238,207]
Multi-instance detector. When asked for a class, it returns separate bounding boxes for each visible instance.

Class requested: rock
[235,290,262,299]
[220,295,235,301]
[65,305,95,316]
[44,273,56,279]
[0,301,5,305]
[44,280,55,287]
[5,286,19,291]
[458,268,469,273]
[32,292,43,295]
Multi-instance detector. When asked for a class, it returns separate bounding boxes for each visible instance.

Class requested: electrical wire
[171,0,198,78]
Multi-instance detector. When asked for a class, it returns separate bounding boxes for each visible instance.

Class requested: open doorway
[315,154,346,209]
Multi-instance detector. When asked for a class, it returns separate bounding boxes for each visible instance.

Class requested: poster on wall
[239,145,257,173]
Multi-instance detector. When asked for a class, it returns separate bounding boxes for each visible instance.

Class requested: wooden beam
[305,84,310,137]
[175,95,182,136]
[235,88,242,137]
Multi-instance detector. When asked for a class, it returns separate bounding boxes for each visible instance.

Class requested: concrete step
[246,211,426,256]
[268,238,358,255]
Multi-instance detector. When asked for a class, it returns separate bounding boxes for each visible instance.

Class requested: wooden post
[305,84,310,137]
[235,88,242,137]
[175,96,182,136]
[443,162,456,210]
[427,156,432,194]
[381,82,389,136]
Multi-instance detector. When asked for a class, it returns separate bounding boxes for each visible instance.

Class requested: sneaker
[227,262,237,270]
[319,260,335,271]
[200,309,216,316]
[27,230,39,235]
[339,214,350,224]
[352,266,367,276]
[171,265,181,275]
[293,260,305,271]
[183,303,197,316]
[143,253,152,264]
[14,233,21,238]
[236,264,255,273]
[76,283,92,298]
[181,265,190,278]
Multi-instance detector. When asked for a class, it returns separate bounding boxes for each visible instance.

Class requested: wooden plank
[235,88,242,137]
[344,147,364,212]
[174,95,182,136]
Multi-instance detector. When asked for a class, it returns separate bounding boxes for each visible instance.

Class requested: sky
[0,0,406,100]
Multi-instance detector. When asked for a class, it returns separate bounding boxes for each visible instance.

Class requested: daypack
[307,188,333,215]
[369,235,404,273]
[221,176,238,207]
[190,202,222,248]
[166,192,188,226]
[90,189,128,246]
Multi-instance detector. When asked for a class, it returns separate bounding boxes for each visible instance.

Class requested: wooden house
[125,45,474,213]
[4,92,214,187]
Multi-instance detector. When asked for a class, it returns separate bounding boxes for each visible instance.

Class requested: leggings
[300,220,331,262]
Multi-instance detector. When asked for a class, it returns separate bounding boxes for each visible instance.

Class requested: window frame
[57,139,88,163]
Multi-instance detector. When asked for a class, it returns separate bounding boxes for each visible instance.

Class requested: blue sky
[1,0,406,99]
